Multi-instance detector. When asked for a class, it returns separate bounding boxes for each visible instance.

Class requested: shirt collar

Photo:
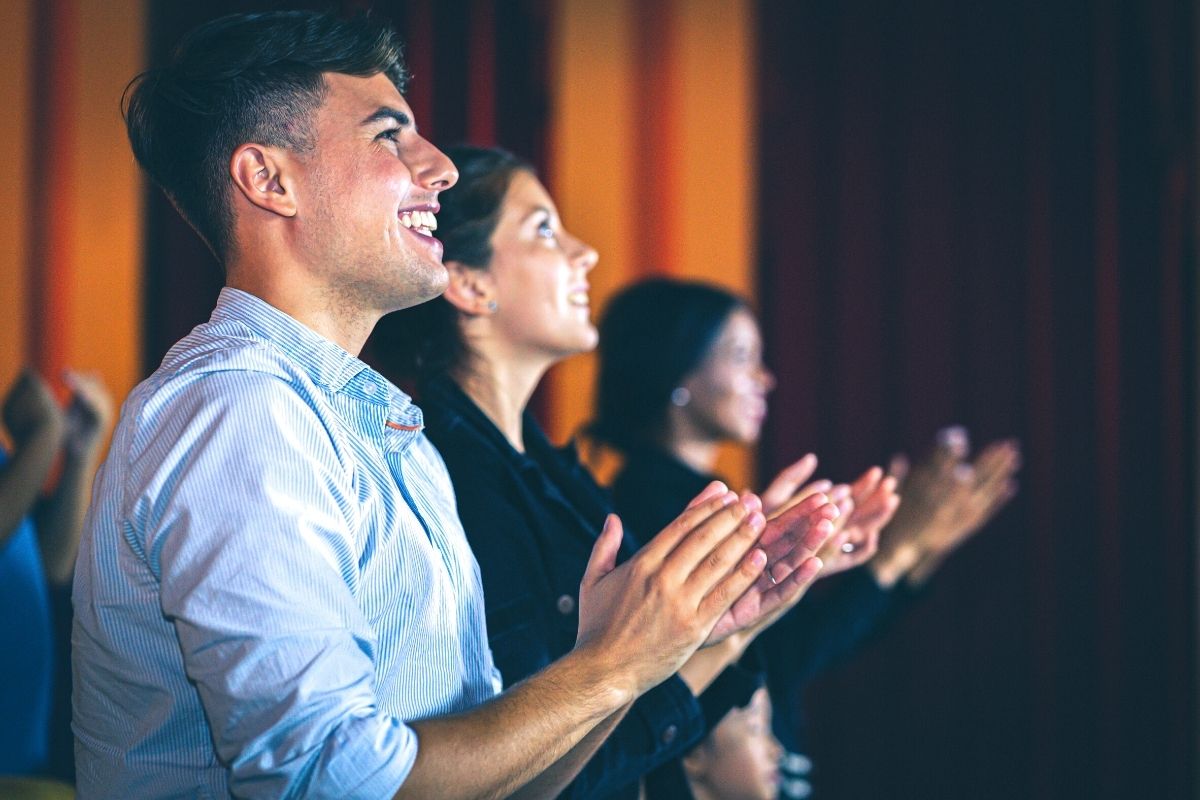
[209,287,375,394]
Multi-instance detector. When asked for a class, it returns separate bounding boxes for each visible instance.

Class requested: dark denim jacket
[421,377,761,799]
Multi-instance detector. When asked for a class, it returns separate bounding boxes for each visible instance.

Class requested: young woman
[592,278,1021,797]
[369,146,853,798]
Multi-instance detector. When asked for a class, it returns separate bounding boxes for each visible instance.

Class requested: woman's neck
[664,436,720,476]
[452,353,549,454]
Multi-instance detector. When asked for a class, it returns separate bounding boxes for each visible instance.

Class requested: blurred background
[1,0,1195,797]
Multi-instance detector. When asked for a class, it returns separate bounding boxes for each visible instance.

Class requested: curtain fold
[756,1,1196,797]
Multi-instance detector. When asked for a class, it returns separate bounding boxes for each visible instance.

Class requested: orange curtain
[545,0,758,489]
[0,0,143,417]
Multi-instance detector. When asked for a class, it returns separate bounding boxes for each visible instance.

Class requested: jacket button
[660,724,678,745]
[556,594,576,615]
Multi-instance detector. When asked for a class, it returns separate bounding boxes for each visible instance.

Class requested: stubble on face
[296,73,451,323]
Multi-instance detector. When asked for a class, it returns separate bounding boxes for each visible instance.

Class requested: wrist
[560,643,639,713]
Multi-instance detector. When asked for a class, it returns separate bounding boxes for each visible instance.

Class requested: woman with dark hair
[593,277,1022,798]
[368,145,858,799]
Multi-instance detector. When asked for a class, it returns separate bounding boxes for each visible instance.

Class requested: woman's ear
[229,144,297,218]
[442,260,497,316]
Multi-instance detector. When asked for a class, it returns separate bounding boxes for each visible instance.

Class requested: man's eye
[377,128,400,142]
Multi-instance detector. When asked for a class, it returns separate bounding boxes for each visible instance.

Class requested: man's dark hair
[123,10,409,261]
[370,145,533,384]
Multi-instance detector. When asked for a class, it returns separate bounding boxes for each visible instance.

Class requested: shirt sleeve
[133,368,415,799]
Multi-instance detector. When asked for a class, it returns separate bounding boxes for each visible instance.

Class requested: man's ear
[442,260,496,316]
[229,144,297,218]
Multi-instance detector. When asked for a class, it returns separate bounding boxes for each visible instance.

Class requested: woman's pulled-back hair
[590,278,744,453]
[369,145,532,385]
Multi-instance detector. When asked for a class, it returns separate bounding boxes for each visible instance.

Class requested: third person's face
[679,308,775,444]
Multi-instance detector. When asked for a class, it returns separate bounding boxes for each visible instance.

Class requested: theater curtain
[1,0,143,409]
[756,1,1196,798]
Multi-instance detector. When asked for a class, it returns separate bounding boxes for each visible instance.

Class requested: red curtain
[756,0,1195,797]
[141,0,553,371]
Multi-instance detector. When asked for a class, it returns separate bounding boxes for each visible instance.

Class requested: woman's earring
[670,387,691,407]
[486,300,499,313]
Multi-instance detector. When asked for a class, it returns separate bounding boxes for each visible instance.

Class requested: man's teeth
[400,210,438,232]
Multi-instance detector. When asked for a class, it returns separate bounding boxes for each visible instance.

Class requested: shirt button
[362,382,377,396]
[660,724,678,745]
[556,594,576,615]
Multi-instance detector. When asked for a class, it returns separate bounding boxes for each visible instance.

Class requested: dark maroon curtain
[757,1,1196,798]
[141,0,552,372]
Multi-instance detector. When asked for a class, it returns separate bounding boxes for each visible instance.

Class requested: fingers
[641,490,739,561]
[758,492,835,551]
[682,502,769,594]
[855,475,901,526]
[761,453,818,513]
[698,546,768,623]
[849,466,884,501]
[755,554,826,616]
[762,499,839,582]
[767,479,833,518]
[972,440,1021,496]
[667,493,764,583]
[582,514,625,590]
[686,480,730,510]
[887,453,910,483]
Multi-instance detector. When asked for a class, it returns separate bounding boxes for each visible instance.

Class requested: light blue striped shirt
[73,288,501,799]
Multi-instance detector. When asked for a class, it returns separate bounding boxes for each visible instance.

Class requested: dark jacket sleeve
[436,437,709,800]
[756,569,896,698]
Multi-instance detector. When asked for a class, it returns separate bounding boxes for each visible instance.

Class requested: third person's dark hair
[590,278,745,453]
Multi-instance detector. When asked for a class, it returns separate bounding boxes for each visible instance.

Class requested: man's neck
[225,275,379,356]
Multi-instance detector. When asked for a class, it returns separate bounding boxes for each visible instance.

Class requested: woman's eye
[537,221,557,239]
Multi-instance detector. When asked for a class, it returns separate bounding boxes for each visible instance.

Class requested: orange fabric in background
[546,0,757,490]
[0,0,142,422]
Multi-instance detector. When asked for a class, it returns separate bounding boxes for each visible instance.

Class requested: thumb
[887,453,910,483]
[762,453,818,512]
[582,514,624,588]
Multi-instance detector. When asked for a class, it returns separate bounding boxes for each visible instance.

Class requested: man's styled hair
[123,10,409,261]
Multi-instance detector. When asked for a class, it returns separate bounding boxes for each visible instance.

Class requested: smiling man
[68,10,836,800]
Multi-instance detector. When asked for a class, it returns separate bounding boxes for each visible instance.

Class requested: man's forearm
[397,647,634,800]
[508,703,633,800]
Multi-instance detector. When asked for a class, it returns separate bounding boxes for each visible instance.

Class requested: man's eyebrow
[361,107,413,128]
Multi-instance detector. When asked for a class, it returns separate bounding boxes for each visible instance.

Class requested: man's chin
[391,262,450,311]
